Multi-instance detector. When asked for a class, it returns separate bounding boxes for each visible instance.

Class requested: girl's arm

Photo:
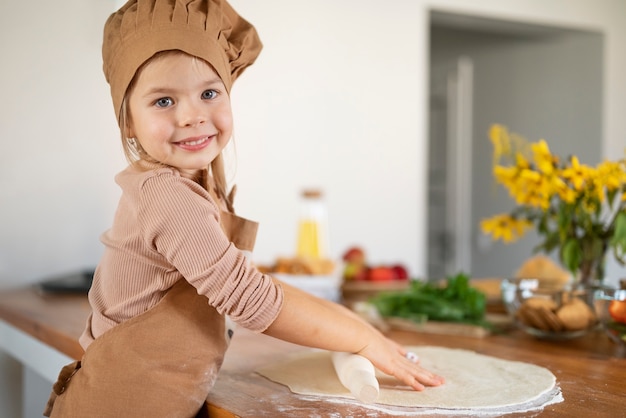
[263,279,445,391]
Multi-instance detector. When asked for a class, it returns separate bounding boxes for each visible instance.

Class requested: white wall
[0,1,124,289]
[227,0,427,272]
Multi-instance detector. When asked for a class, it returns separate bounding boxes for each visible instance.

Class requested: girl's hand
[264,279,444,390]
[357,336,445,391]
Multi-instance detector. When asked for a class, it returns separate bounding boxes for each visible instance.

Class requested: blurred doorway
[427,11,603,280]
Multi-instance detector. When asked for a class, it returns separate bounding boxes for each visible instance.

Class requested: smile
[175,135,212,151]
[179,136,209,146]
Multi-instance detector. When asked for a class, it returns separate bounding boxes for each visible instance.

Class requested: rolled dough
[256,346,561,413]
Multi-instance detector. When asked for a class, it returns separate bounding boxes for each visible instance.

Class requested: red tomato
[609,300,626,324]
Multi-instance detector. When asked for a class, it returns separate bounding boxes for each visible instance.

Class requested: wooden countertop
[1,286,625,417]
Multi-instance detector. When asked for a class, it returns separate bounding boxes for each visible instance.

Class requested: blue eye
[201,89,217,100]
[155,97,173,108]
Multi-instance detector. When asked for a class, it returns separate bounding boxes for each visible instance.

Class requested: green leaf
[369,273,487,325]
[611,211,626,243]
[536,224,545,235]
[539,231,562,253]
[561,238,582,274]
[607,189,617,208]
[612,246,626,264]
[610,211,626,262]
[557,207,569,229]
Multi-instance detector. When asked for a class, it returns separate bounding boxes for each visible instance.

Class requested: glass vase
[576,254,606,287]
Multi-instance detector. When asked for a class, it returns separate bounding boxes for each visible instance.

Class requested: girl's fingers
[360,338,444,390]
[397,354,445,390]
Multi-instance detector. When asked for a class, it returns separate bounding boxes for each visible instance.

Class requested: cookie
[556,298,595,331]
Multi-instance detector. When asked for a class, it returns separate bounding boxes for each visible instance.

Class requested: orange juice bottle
[296,189,328,259]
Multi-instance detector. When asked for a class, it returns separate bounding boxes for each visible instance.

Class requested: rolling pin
[331,352,379,403]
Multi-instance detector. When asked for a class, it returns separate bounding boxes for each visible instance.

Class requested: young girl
[44,1,444,416]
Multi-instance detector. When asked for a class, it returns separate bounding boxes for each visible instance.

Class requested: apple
[367,266,395,281]
[342,263,357,281]
[343,261,370,281]
[342,246,365,264]
[340,246,410,282]
[354,266,370,281]
[391,264,409,280]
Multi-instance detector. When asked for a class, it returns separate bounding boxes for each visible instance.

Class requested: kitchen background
[1,0,626,416]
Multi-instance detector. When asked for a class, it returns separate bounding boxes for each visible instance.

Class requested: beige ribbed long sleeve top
[79,163,283,349]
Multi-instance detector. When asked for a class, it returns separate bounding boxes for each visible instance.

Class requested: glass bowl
[501,277,598,339]
[593,287,626,347]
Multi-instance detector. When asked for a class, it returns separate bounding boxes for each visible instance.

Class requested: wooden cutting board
[386,314,513,338]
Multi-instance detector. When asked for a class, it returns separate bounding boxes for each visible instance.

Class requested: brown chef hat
[102,0,262,122]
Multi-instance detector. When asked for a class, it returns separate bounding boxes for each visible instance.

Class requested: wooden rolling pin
[331,352,379,403]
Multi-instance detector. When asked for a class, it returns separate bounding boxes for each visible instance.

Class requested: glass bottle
[296,189,328,259]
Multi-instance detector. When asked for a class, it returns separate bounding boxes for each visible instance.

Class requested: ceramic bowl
[593,287,626,347]
[501,277,598,339]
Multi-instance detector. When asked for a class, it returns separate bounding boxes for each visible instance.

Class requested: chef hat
[102,0,262,121]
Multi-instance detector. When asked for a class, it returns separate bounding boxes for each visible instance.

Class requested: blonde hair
[118,50,235,212]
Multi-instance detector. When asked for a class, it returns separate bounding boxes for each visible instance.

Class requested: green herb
[369,273,489,326]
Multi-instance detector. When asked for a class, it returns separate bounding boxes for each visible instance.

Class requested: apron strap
[43,361,81,417]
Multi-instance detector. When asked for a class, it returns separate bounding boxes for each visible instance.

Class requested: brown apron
[44,210,258,418]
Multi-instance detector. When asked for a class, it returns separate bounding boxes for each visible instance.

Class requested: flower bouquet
[480,124,626,285]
